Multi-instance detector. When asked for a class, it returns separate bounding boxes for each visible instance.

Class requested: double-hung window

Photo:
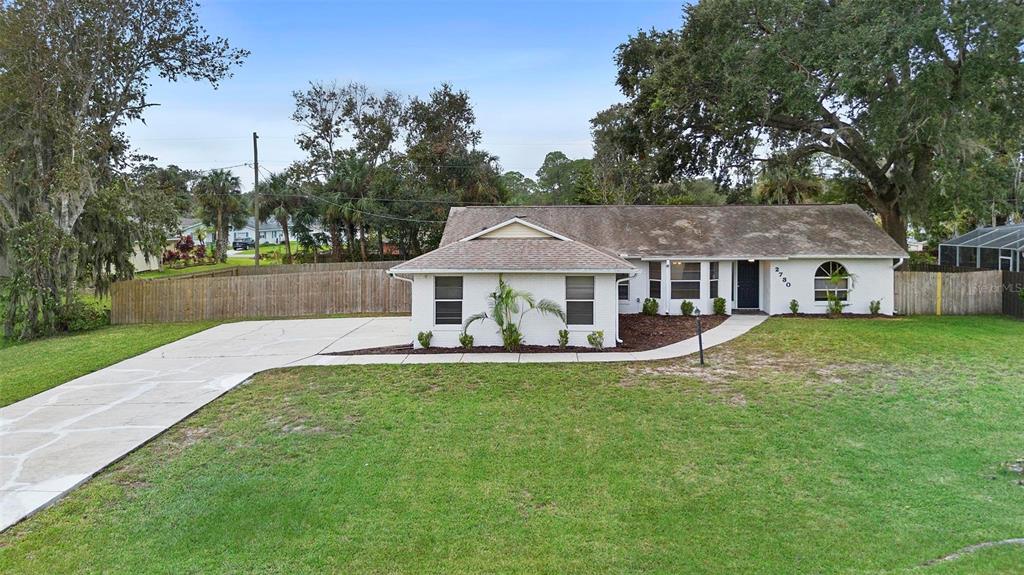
[434,276,463,324]
[616,273,630,301]
[566,276,595,325]
[670,262,701,299]
[648,262,662,299]
[709,262,719,299]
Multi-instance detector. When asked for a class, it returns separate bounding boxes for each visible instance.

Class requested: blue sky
[125,0,684,189]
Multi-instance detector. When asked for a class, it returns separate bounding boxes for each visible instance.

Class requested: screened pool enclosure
[938,224,1024,271]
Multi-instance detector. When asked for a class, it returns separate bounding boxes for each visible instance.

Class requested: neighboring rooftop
[439,205,908,259]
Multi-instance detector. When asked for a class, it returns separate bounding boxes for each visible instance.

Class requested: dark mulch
[327,313,728,355]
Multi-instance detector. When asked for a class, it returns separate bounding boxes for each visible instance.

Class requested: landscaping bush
[789,299,800,314]
[587,330,604,350]
[458,332,473,349]
[713,297,726,315]
[416,331,432,348]
[57,298,110,333]
[680,301,695,316]
[501,323,525,351]
[557,329,569,348]
[642,298,659,316]
[826,294,845,317]
[869,300,881,315]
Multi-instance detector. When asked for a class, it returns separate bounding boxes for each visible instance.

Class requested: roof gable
[461,217,569,241]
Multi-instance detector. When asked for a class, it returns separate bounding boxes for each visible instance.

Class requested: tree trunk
[877,202,908,250]
[358,223,368,262]
[216,208,226,262]
[376,226,385,261]
[329,221,342,262]
[410,226,422,256]
[280,217,292,264]
[345,220,358,262]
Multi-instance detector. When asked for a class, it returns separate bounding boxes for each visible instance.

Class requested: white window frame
[617,273,630,301]
[434,276,463,325]
[670,261,701,299]
[709,262,719,299]
[648,261,662,299]
[566,276,595,326]
[814,261,849,302]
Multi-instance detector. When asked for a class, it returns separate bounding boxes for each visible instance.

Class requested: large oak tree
[607,0,1024,247]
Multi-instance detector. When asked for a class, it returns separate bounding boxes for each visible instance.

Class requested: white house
[389,205,908,348]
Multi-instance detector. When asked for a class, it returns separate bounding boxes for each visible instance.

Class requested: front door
[736,260,759,309]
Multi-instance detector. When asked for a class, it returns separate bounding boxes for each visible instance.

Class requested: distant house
[231,217,296,244]
[938,224,1023,271]
[389,205,908,348]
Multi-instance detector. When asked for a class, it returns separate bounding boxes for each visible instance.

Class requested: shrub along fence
[1004,271,1024,319]
[111,263,410,324]
[894,270,1004,316]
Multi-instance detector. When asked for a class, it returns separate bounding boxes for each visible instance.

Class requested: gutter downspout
[892,257,905,270]
[615,272,638,345]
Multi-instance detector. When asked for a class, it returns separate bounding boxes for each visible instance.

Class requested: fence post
[935,272,942,316]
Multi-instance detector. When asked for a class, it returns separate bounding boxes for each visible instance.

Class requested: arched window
[814,262,849,302]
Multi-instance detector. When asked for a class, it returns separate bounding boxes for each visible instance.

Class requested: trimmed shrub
[789,299,800,314]
[642,298,659,316]
[557,329,569,348]
[681,300,695,316]
[713,297,726,315]
[587,330,604,350]
[458,332,474,349]
[417,331,432,348]
[826,294,845,317]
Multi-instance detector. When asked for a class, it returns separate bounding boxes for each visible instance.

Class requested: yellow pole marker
[935,272,943,316]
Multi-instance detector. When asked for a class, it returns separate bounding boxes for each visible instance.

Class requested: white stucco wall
[622,259,735,316]
[763,258,896,315]
[409,272,620,348]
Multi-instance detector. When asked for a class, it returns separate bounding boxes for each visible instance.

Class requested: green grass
[2,316,1022,573]
[0,321,219,406]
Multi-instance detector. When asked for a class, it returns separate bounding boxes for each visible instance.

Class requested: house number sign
[774,266,792,288]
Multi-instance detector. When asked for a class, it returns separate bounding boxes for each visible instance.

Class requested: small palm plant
[463,276,566,352]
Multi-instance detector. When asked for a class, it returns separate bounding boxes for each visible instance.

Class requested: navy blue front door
[736,260,759,308]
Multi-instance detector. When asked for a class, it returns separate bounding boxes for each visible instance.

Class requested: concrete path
[0,313,765,531]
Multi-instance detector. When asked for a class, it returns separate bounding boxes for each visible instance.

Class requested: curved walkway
[0,314,765,531]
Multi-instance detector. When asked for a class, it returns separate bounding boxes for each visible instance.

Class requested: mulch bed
[327,313,728,355]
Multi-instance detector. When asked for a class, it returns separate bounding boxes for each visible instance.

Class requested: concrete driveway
[0,316,410,530]
[0,313,765,531]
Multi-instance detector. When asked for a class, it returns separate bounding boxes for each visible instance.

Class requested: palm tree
[753,158,825,205]
[463,276,566,351]
[258,172,302,263]
[194,170,248,262]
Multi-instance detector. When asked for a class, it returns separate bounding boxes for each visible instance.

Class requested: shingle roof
[439,205,907,259]
[389,237,635,273]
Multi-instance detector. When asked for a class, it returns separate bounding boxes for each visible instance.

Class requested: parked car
[232,237,255,250]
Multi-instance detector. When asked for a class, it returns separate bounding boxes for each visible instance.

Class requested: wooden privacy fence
[112,268,410,324]
[1004,271,1024,319]
[895,270,1004,316]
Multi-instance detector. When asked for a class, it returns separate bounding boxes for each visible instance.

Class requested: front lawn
[2,316,1022,573]
[0,321,219,406]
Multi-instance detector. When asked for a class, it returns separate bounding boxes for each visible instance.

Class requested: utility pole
[253,131,260,267]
